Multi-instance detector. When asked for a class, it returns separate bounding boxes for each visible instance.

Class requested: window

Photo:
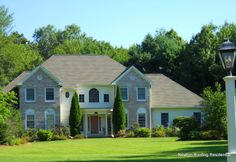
[121,87,128,101]
[79,94,85,102]
[137,108,146,127]
[193,112,201,125]
[104,94,109,102]
[25,109,35,129]
[25,88,35,102]
[65,92,70,98]
[89,88,99,102]
[161,113,169,127]
[45,109,55,129]
[45,88,55,102]
[137,88,146,101]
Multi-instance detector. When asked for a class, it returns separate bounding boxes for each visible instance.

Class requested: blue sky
[1,0,236,48]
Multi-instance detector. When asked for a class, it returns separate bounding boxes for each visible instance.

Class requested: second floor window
[89,88,99,102]
[79,94,85,102]
[121,87,128,101]
[137,88,146,101]
[104,94,109,102]
[25,88,35,102]
[45,88,55,101]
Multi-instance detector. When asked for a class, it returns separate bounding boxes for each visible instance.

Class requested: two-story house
[4,55,203,137]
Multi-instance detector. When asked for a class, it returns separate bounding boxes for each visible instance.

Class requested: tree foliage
[201,83,227,137]
[69,92,81,136]
[0,5,13,35]
[112,86,126,135]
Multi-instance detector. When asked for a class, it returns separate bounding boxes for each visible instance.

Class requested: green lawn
[0,137,227,162]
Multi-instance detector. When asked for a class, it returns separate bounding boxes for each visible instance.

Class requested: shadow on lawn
[52,140,227,162]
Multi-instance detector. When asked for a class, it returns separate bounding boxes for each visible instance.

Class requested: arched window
[45,109,55,129]
[125,109,129,129]
[137,108,147,127]
[89,88,99,102]
[25,109,35,129]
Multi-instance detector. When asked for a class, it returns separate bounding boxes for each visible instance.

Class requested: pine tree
[112,86,126,135]
[69,92,81,136]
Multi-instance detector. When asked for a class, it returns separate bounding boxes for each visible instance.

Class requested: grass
[0,137,227,162]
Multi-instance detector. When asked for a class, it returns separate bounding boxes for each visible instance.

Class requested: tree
[112,86,126,135]
[201,83,227,137]
[0,5,13,35]
[69,92,81,136]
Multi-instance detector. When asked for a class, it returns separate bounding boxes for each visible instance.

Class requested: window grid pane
[138,88,145,100]
[121,88,128,100]
[161,113,169,127]
[46,88,54,100]
[138,113,146,127]
[26,88,35,101]
[27,115,35,128]
[89,89,99,102]
[79,94,85,102]
[46,114,55,129]
[104,94,109,102]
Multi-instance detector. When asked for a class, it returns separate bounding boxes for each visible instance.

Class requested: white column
[105,113,108,136]
[84,113,88,138]
[224,76,236,162]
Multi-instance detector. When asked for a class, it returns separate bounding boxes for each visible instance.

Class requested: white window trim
[136,87,147,101]
[44,109,56,129]
[25,88,36,103]
[125,109,129,129]
[25,109,35,129]
[121,87,129,101]
[136,108,147,127]
[45,87,55,102]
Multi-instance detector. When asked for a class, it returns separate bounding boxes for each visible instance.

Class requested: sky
[1,0,236,48]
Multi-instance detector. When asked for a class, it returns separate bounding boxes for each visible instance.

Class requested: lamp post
[219,39,236,162]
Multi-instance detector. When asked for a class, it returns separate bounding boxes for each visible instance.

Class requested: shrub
[24,128,38,142]
[69,92,81,136]
[0,122,11,144]
[152,125,166,137]
[37,129,53,141]
[134,128,150,137]
[188,130,201,140]
[52,126,70,137]
[125,130,135,138]
[112,86,126,135]
[200,130,221,140]
[173,116,199,140]
[52,134,67,141]
[115,130,126,138]
[73,134,85,139]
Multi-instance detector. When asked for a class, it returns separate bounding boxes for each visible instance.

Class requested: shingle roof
[145,74,203,108]
[42,55,126,87]
[3,71,30,92]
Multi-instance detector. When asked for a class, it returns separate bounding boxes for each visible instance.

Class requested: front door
[91,116,98,134]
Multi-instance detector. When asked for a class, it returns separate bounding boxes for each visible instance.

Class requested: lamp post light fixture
[219,40,236,162]
[219,39,236,76]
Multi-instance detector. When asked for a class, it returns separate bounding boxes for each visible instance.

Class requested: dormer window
[89,88,99,102]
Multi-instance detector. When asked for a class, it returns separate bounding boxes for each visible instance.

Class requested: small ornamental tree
[112,86,126,135]
[69,92,81,136]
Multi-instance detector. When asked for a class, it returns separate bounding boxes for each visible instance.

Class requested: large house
[4,55,203,137]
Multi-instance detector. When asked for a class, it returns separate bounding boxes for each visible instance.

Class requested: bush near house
[112,86,126,136]
[37,129,53,141]
[173,116,200,140]
[69,92,81,136]
[152,125,179,137]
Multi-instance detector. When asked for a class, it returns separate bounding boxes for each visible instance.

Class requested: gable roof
[17,65,62,86]
[42,55,126,87]
[3,71,30,92]
[112,66,152,85]
[145,74,203,108]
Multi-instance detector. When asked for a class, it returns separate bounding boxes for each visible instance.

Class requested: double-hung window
[121,87,128,101]
[45,88,55,102]
[137,88,146,101]
[104,94,109,102]
[79,94,85,102]
[25,88,35,102]
[161,113,169,127]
